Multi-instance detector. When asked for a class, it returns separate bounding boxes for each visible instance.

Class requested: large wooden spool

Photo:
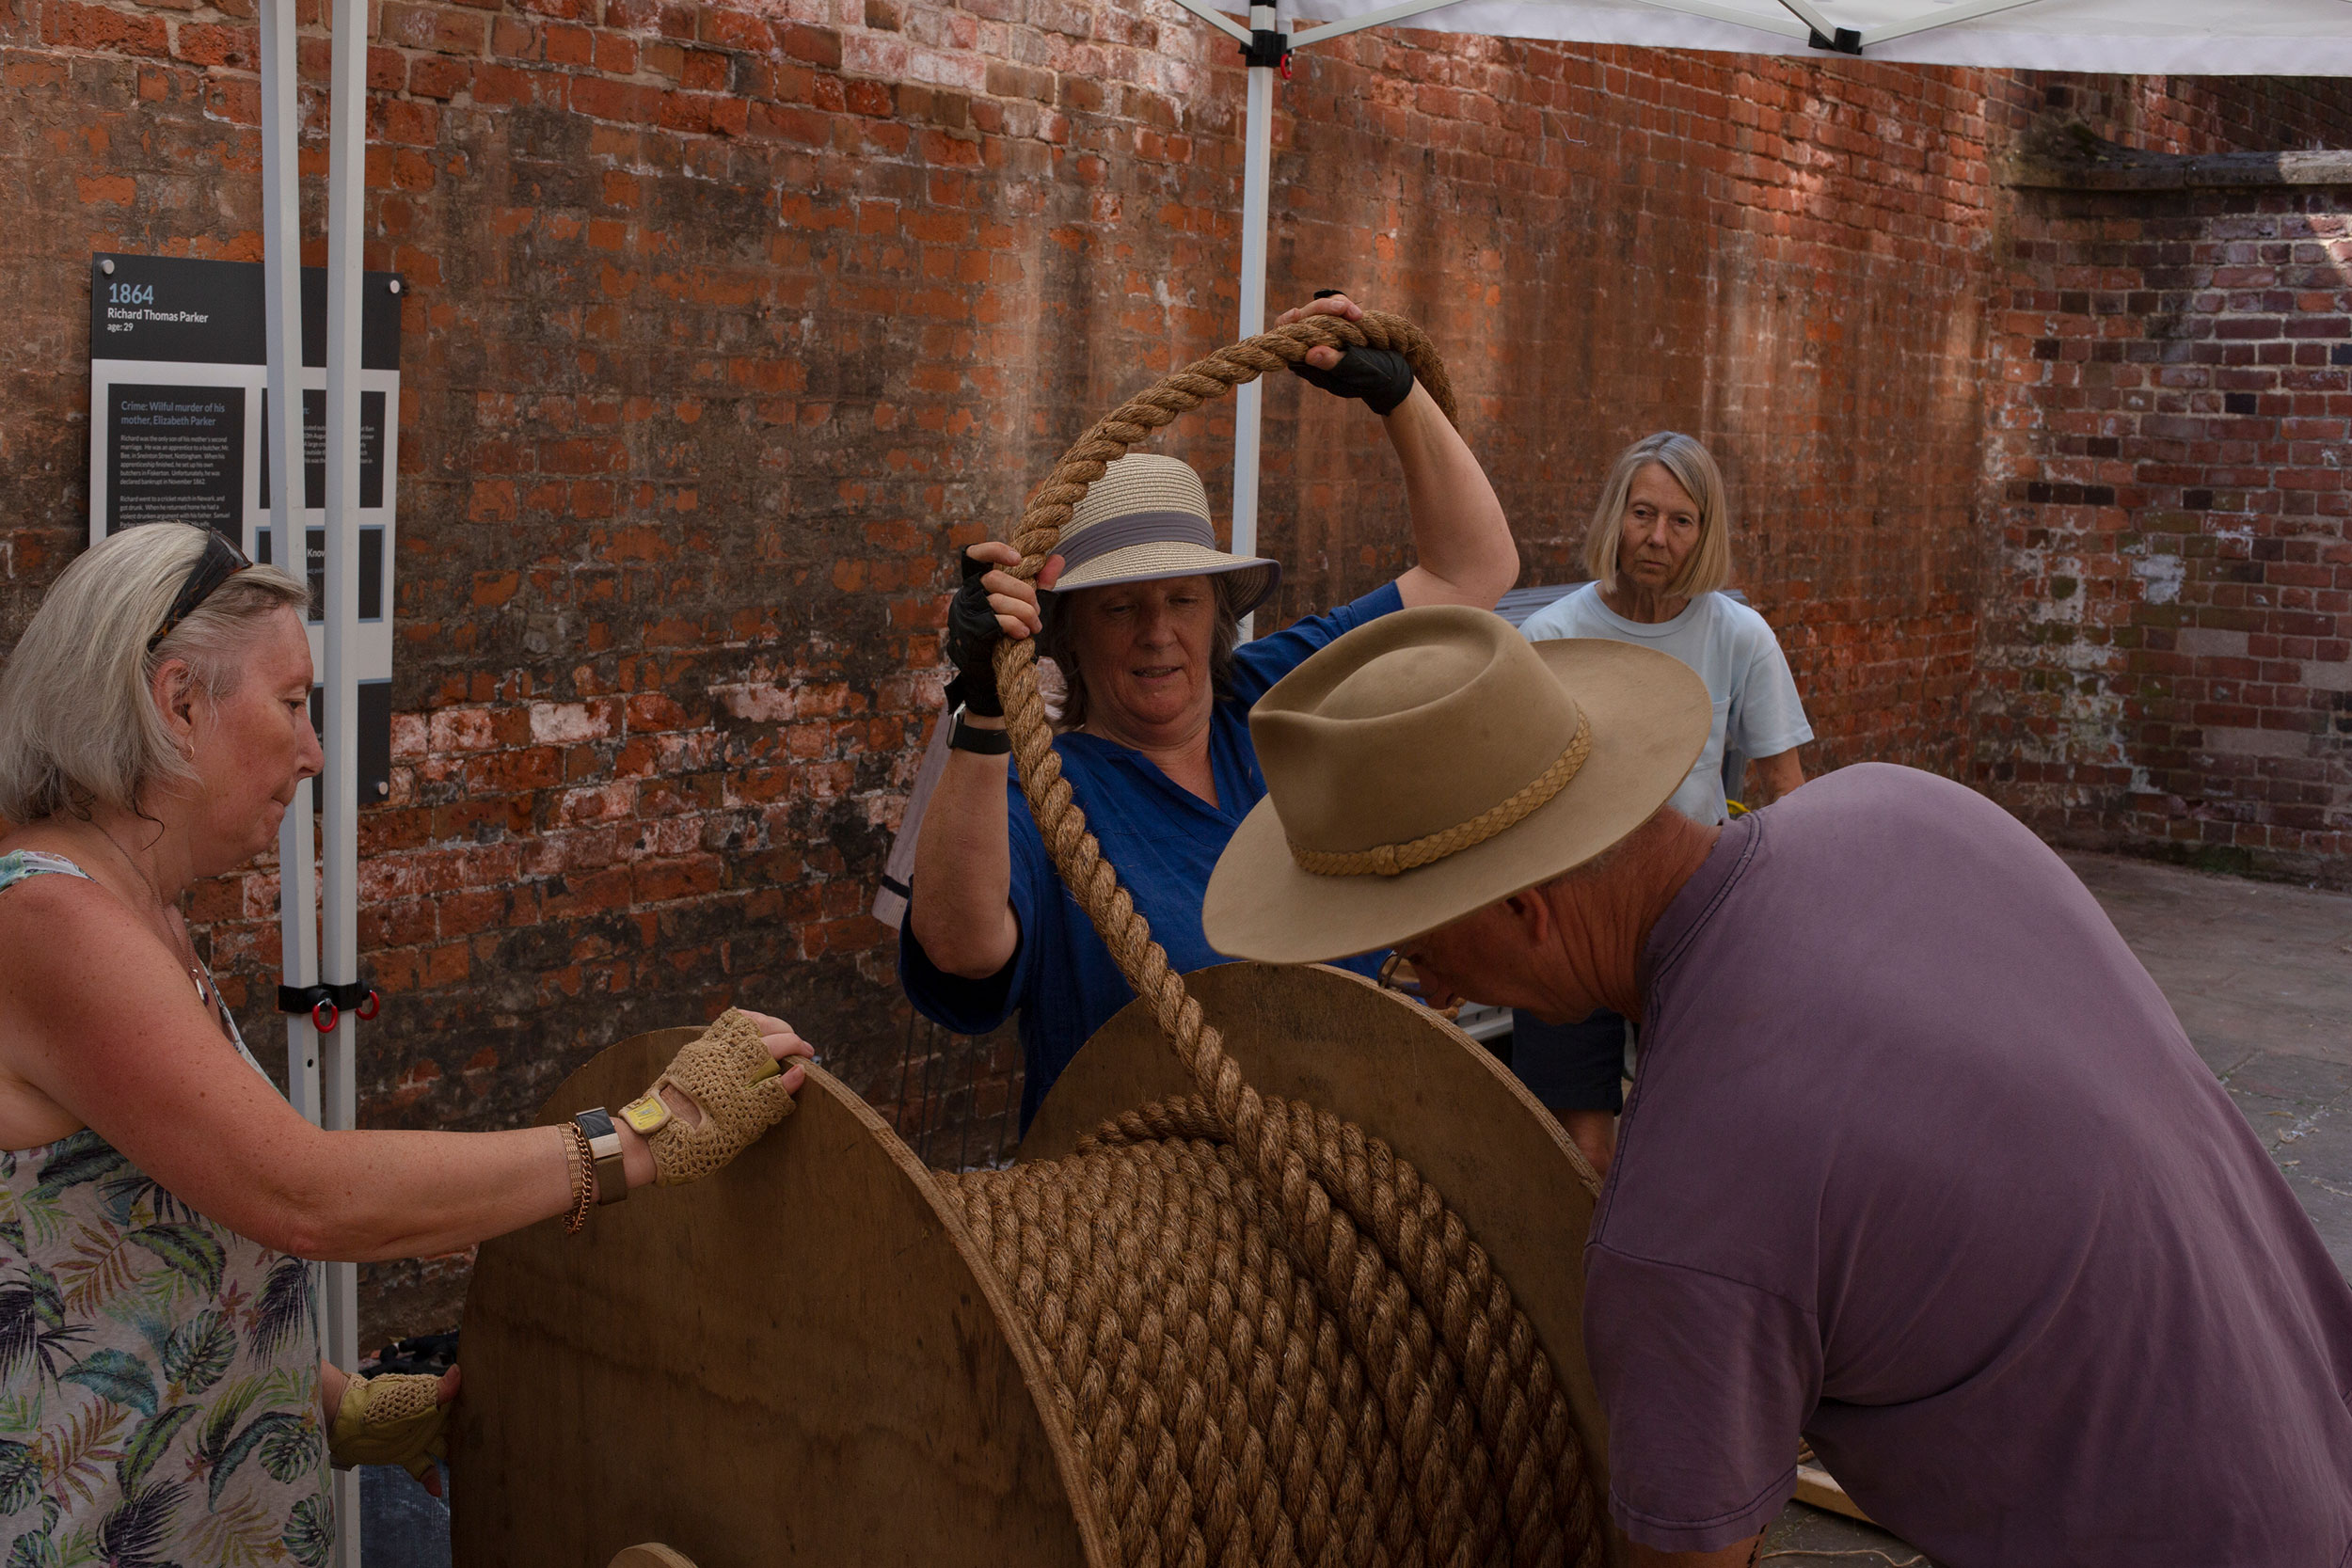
[452,962,1621,1566]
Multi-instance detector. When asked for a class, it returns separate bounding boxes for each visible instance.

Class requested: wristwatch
[572,1108,628,1205]
[947,705,1011,756]
[619,1092,672,1137]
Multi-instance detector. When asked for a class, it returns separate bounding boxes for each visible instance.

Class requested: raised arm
[907,541,1059,979]
[910,744,1022,977]
[1383,381,1519,609]
[1274,293,1520,611]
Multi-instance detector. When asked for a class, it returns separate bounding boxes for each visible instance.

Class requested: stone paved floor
[1756,852,2352,1566]
[2070,852,2352,1278]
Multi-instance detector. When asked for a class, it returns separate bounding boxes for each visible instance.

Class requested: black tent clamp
[1808,25,1862,54]
[1241,27,1293,75]
[278,980,380,1034]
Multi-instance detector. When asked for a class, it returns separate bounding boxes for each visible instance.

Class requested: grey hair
[1583,432,1734,599]
[0,524,310,822]
[1037,576,1243,733]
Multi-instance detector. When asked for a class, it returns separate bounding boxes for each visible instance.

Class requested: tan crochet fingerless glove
[330,1372,448,1482]
[643,1008,798,1185]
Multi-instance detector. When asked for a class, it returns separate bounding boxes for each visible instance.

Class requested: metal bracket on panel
[1807,25,1862,54]
[1241,27,1292,73]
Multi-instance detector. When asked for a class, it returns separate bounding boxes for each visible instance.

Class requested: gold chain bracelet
[560,1122,595,1234]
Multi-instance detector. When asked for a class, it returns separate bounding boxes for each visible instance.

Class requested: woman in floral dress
[0,523,815,1563]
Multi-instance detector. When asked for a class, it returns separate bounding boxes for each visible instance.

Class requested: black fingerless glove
[944,548,1005,718]
[1290,344,1415,417]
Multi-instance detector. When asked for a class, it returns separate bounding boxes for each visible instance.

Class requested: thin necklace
[87,823,211,1008]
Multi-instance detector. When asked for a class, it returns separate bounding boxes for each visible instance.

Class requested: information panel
[88,254,402,802]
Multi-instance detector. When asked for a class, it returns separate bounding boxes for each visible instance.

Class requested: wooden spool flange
[452,963,1621,1566]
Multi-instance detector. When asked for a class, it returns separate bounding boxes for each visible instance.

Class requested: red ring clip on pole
[278,981,380,1033]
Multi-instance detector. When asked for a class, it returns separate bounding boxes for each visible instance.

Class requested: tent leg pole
[322,0,368,1549]
[278,799,323,1131]
[258,0,302,581]
[1231,5,1278,642]
[260,0,324,1130]
[261,0,349,1540]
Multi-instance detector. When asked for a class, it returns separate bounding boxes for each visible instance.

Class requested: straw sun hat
[1203,604,1711,962]
[1046,454,1280,616]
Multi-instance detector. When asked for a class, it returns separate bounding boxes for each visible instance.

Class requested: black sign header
[90,253,403,371]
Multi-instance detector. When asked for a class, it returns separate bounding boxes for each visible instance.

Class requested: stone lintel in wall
[2009,125,2352,192]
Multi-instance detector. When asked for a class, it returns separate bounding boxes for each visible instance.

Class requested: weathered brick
[380,0,485,53]
[43,2,168,54]
[406,53,472,99]
[1982,129,2352,888]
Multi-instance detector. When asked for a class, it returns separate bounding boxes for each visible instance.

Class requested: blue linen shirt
[899,582,1403,1131]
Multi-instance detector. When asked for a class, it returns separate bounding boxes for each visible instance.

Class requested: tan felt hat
[1203,604,1711,962]
[1046,453,1280,618]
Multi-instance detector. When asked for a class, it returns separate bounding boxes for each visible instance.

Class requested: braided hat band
[1288,712,1593,878]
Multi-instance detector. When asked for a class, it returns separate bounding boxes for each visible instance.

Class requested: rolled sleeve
[897,784,1052,1035]
[1728,636,1813,763]
[1584,1243,1820,1553]
[898,877,1030,1035]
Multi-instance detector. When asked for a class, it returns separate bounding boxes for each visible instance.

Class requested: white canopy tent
[1171,0,2352,629]
[1275,0,2352,74]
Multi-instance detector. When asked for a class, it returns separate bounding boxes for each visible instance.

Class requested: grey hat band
[1054,510,1218,574]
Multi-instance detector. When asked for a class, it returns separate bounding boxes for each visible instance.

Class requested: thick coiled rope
[932,311,1606,1568]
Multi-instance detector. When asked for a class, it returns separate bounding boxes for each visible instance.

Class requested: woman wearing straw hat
[900,293,1519,1132]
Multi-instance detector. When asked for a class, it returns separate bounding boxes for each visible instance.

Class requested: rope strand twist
[935,312,1606,1568]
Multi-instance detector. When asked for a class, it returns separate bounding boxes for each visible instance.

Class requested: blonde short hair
[0,524,310,822]
[1582,432,1733,599]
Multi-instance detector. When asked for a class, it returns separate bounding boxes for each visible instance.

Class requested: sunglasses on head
[148,528,253,653]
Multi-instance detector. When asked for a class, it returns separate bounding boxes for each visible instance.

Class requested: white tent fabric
[1285,0,2352,75]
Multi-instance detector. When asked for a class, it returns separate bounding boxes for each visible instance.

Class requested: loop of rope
[941,310,1605,1568]
[1289,714,1592,879]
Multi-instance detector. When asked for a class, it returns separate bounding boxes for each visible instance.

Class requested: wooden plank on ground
[1795,1463,1874,1525]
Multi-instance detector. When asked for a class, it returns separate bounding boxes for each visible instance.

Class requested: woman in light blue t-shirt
[1513,432,1813,1173]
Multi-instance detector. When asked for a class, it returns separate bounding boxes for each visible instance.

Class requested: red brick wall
[4,0,2350,1337]
[1976,143,2352,886]
[1261,37,1998,788]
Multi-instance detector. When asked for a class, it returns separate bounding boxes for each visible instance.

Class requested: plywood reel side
[450,1027,1104,1568]
[1025,962,1625,1567]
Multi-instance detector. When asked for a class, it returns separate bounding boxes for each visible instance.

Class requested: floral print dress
[0,849,332,1567]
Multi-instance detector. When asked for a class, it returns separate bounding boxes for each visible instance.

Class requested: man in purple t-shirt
[1203,605,2352,1568]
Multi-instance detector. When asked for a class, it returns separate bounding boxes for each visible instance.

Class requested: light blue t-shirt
[1518,584,1812,824]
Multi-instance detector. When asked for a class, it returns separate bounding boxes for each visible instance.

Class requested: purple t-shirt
[1588,764,2352,1563]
